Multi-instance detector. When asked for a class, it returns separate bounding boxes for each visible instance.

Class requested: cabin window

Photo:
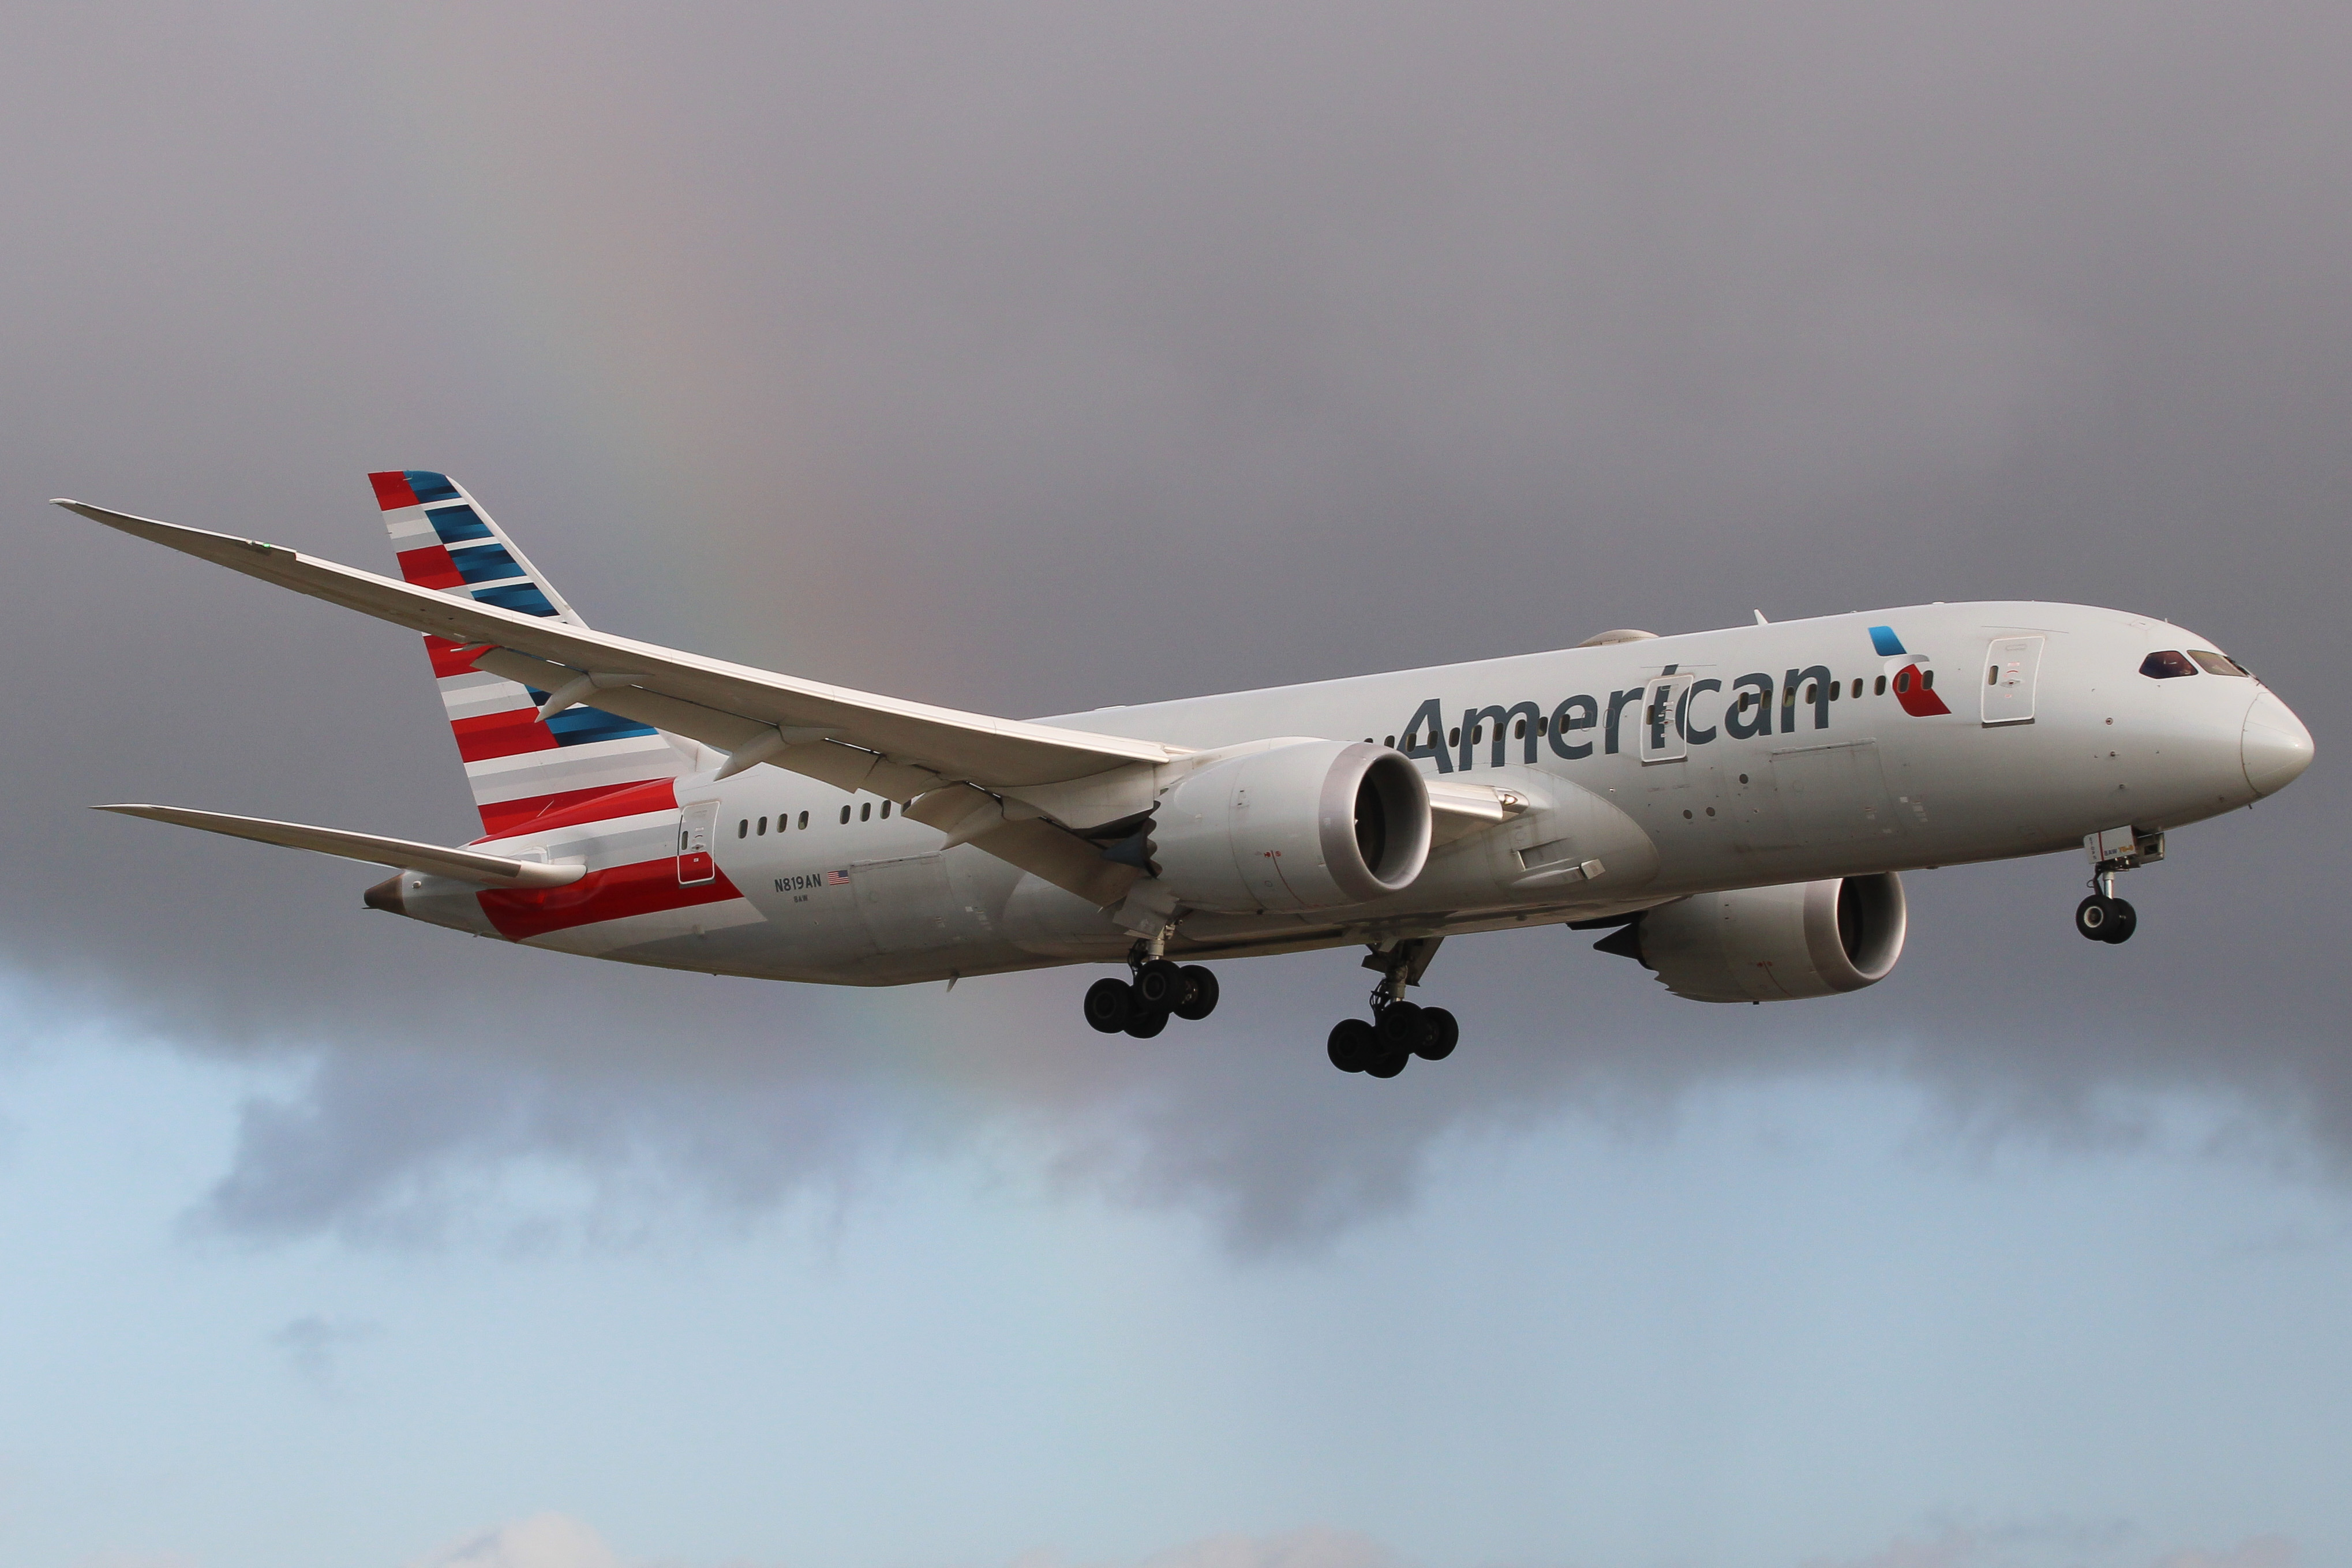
[2141,650,2197,679]
[737,819,748,838]
[1922,669,1935,689]
[1804,682,1819,703]
[758,816,768,835]
[1850,678,1862,699]
[1513,718,1527,739]
[1384,735,1396,748]
[2189,650,2250,677]
[840,805,851,824]
[1895,671,1911,694]
[797,811,809,830]
[1535,715,1548,736]
[1874,676,1887,696]
[860,802,872,821]
[881,800,892,818]
[1449,727,1460,747]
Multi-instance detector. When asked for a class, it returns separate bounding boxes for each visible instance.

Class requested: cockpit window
[2140,650,2198,679]
[2189,650,2250,677]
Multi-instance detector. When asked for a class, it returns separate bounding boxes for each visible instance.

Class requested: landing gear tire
[2100,896,2136,943]
[1134,959,1185,1012]
[1364,1049,1410,1079]
[1418,1007,1459,1061]
[1328,1018,1376,1073]
[1376,1001,1434,1057]
[1083,977,1134,1034]
[1125,1006,1170,1039]
[1173,965,1220,1021]
[2076,895,2138,944]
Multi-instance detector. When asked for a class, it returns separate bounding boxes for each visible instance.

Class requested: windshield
[2188,650,2250,677]
[2140,650,2197,679]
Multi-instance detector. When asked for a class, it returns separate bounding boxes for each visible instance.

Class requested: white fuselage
[396,602,2304,985]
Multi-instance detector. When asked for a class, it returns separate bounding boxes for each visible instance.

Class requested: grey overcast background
[2,6,2347,1568]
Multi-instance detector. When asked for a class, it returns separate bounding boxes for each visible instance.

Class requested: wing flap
[95,804,586,887]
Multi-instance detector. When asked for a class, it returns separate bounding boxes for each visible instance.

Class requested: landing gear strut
[1327,937,1459,1078]
[1081,938,1220,1039]
[2075,827,2162,946]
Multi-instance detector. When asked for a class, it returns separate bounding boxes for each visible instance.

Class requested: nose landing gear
[2075,892,2137,943]
[2075,827,2162,945]
[1327,937,1459,1078]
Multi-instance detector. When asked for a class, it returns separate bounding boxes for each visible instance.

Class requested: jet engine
[1149,740,1432,913]
[1598,873,1907,1002]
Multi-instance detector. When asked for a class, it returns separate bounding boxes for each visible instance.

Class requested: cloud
[405,1514,621,1568]
[1131,1531,1400,1568]
[1800,1525,2296,1568]
[267,1312,381,1392]
[2,3,2348,1251]
[1011,1530,1400,1568]
[404,1521,1387,1568]
[2152,1539,2297,1568]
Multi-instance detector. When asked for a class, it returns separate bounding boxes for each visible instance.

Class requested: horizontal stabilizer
[93,804,586,888]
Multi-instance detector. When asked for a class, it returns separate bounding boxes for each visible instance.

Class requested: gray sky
[1,6,2347,1567]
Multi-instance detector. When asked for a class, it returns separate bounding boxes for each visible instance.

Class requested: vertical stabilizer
[368,471,692,836]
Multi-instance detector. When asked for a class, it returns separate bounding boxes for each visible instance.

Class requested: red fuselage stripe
[477,857,743,941]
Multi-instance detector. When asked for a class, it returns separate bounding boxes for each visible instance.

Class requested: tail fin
[368,471,694,836]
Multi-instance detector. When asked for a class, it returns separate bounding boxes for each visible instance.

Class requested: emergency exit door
[1982,636,2044,727]
[676,799,718,885]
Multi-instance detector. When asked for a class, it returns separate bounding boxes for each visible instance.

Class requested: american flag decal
[825,869,852,887]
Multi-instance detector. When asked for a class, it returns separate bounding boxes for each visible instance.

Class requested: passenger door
[676,799,718,885]
[1982,636,2044,727]
[1639,673,1692,764]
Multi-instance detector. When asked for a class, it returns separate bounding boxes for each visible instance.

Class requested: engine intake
[1611,873,1907,1002]
[1150,740,1431,913]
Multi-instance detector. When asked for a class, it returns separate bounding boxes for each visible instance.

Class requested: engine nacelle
[1621,873,1907,1003]
[1151,740,1431,913]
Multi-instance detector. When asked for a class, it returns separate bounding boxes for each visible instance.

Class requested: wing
[95,804,586,887]
[62,499,1523,907]
[57,500,1178,799]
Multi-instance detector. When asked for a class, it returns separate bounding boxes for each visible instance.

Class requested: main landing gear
[1083,945,1220,1039]
[1327,937,1459,1079]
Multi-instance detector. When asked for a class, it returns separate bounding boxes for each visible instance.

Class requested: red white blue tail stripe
[369,471,694,835]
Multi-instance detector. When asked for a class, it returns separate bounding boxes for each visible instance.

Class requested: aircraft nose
[2242,689,2315,798]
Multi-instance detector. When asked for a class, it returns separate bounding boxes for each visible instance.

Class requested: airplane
[55,473,2314,1079]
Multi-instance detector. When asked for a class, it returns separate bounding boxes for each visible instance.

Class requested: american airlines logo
[1396,625,1947,774]
[1869,625,1951,718]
